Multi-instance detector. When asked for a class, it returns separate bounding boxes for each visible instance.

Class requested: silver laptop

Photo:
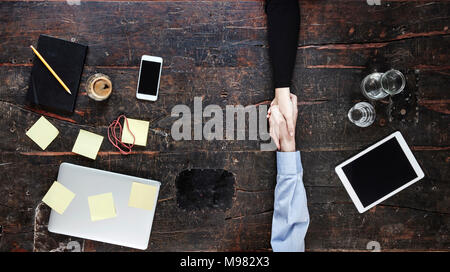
[48,163,160,250]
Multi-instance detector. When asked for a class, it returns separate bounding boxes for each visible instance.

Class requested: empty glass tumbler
[348,102,376,127]
[381,69,406,95]
[361,72,388,100]
[361,69,406,100]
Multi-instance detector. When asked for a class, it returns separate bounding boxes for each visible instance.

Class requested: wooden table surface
[0,0,449,252]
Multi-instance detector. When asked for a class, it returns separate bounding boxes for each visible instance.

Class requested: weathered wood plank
[1,1,449,66]
[306,203,449,252]
[2,35,449,104]
[32,202,448,252]
[1,148,448,251]
[0,93,448,157]
[32,201,449,252]
[1,35,448,129]
[298,35,450,70]
[299,0,450,45]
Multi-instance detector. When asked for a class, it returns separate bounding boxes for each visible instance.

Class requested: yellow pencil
[30,45,72,95]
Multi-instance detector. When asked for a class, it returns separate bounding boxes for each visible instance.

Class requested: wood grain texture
[0,0,449,252]
[3,149,449,251]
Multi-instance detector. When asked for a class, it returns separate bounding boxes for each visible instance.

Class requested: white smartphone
[136,55,163,101]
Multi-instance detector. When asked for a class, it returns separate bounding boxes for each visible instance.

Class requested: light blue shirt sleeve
[271,151,310,252]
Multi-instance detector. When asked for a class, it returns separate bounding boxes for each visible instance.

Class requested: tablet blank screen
[342,138,418,207]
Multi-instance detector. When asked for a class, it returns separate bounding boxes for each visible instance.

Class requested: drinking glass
[360,72,389,100]
[347,102,376,127]
[381,69,406,95]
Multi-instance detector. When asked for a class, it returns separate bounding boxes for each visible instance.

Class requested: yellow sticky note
[72,129,104,160]
[26,116,59,150]
[121,118,150,146]
[128,182,158,211]
[42,181,75,215]
[88,193,117,222]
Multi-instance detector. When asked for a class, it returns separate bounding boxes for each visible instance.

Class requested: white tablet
[335,131,425,213]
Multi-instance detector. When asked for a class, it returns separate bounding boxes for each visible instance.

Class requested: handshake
[267,89,298,152]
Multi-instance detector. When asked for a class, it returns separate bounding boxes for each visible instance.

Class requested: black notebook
[27,35,87,113]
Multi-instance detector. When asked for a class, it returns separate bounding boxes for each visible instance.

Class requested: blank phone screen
[341,138,418,207]
[138,60,161,96]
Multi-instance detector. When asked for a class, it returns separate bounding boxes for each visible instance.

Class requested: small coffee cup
[86,73,112,101]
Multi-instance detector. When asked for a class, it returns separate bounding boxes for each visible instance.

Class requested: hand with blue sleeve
[268,94,310,252]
